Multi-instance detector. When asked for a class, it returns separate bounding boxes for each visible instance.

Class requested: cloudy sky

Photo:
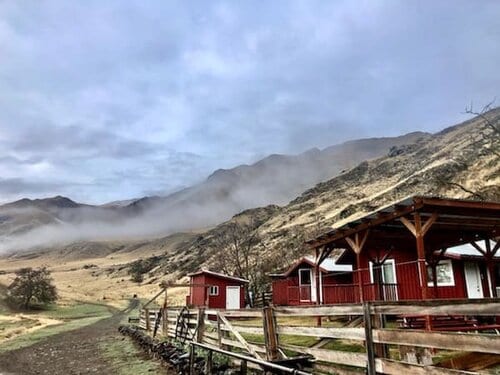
[0,1,499,204]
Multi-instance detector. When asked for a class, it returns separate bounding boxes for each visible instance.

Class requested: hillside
[0,132,428,253]
[0,110,498,305]
[155,109,499,280]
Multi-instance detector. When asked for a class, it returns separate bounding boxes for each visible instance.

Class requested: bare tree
[210,220,266,304]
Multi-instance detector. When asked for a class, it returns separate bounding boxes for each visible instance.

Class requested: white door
[226,286,240,309]
[464,262,484,298]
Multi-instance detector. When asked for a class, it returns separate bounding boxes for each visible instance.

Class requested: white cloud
[0,0,498,203]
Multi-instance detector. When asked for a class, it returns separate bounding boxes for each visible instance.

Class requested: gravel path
[0,300,156,375]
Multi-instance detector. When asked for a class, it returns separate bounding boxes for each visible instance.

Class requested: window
[299,269,312,285]
[209,286,219,296]
[427,260,455,287]
[369,259,397,284]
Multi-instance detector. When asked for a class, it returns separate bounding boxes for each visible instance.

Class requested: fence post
[162,288,168,336]
[196,308,205,343]
[145,308,150,332]
[362,302,376,375]
[240,359,247,375]
[205,350,213,375]
[217,313,223,348]
[263,306,279,361]
[189,343,195,375]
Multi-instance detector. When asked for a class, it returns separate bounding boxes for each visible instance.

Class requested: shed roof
[187,269,249,283]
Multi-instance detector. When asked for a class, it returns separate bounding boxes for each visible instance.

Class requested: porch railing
[363,283,398,301]
[288,283,399,304]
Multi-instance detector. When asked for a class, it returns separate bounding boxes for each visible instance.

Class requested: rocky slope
[0,132,428,252]
[156,109,499,279]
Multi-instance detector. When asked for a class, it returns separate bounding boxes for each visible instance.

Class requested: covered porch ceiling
[307,196,500,260]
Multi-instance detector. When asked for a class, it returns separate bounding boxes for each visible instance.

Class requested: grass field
[0,301,113,352]
[99,337,168,374]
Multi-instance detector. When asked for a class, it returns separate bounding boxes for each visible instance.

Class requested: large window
[427,259,455,287]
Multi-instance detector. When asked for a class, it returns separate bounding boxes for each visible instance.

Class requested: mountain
[0,131,430,252]
[0,110,497,303]
[146,108,499,279]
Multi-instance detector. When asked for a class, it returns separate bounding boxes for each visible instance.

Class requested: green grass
[0,315,109,352]
[99,337,166,374]
[0,302,113,352]
[43,303,111,320]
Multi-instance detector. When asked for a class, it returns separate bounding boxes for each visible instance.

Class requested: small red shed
[186,269,248,309]
[270,256,353,306]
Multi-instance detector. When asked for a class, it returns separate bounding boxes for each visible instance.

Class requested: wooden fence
[139,298,500,374]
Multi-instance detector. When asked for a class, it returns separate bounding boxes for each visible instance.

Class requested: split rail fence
[138,298,500,374]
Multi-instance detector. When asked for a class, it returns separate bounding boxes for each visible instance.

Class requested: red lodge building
[276,196,499,305]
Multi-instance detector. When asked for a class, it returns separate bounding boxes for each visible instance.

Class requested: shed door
[464,262,484,298]
[226,286,240,309]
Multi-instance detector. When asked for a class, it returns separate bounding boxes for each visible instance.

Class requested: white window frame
[369,259,397,284]
[427,259,455,287]
[298,268,312,286]
[208,285,219,296]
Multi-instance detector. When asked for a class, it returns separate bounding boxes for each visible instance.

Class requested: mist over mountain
[0,131,429,253]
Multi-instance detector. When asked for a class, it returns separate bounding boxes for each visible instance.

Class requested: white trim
[369,259,398,300]
[369,259,397,284]
[225,286,240,309]
[426,259,455,287]
[208,285,219,296]
[298,268,313,302]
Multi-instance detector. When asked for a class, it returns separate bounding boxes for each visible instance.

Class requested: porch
[287,283,399,305]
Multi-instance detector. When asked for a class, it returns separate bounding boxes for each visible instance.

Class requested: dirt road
[0,300,166,375]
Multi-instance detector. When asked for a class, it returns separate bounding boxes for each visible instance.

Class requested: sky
[0,1,499,204]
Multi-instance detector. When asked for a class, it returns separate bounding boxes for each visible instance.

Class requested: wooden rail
[138,298,500,374]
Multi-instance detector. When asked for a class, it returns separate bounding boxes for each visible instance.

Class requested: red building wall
[271,262,353,306]
[354,249,467,301]
[188,273,246,309]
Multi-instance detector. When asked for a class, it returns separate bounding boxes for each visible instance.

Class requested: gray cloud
[0,0,499,204]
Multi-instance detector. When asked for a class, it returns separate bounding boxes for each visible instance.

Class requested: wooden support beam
[345,230,370,254]
[263,307,280,361]
[218,313,262,359]
[400,216,416,237]
[196,308,205,343]
[356,253,364,303]
[470,241,487,256]
[421,212,438,236]
[363,303,376,375]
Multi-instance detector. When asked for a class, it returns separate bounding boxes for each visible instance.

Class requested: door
[226,286,240,309]
[370,259,398,300]
[299,269,313,301]
[464,262,484,298]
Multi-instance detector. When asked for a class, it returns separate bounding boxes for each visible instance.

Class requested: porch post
[315,247,322,305]
[415,213,429,300]
[346,230,370,303]
[356,253,364,303]
[315,247,323,327]
[401,212,438,300]
[485,239,498,297]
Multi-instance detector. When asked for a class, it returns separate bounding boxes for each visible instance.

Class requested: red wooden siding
[187,273,246,309]
[271,262,354,306]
